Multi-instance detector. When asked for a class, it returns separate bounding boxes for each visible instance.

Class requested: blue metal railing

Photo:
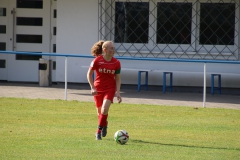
[1,50,240,108]
[2,50,240,64]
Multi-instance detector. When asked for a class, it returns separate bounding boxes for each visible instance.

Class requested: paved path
[0,82,239,110]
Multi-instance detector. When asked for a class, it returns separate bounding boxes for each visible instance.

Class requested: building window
[0,59,6,68]
[0,42,6,50]
[54,9,57,18]
[53,27,57,35]
[53,61,56,70]
[0,25,6,34]
[0,8,6,16]
[114,2,149,43]
[157,3,192,44]
[200,3,235,45]
[16,34,42,43]
[17,0,43,9]
[16,52,42,61]
[100,0,239,60]
[53,44,56,53]
[17,17,43,26]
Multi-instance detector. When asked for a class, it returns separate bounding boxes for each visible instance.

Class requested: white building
[0,0,240,89]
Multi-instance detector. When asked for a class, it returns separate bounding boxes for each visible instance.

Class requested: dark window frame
[0,59,6,68]
[156,3,192,45]
[114,2,149,44]
[53,27,57,35]
[16,34,42,43]
[0,8,7,16]
[199,3,235,45]
[53,44,56,53]
[54,9,57,18]
[16,52,42,61]
[17,0,43,9]
[53,61,56,70]
[0,42,6,50]
[0,25,6,34]
[17,17,43,26]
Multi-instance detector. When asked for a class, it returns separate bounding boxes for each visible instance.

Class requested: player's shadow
[131,139,240,151]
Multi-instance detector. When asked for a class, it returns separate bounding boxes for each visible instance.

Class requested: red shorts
[94,90,115,108]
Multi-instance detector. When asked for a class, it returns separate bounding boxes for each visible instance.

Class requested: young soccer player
[87,40,122,140]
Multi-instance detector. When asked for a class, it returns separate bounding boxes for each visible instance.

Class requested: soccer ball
[114,130,129,145]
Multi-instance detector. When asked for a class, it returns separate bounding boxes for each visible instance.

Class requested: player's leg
[95,107,102,139]
[94,93,103,140]
[101,99,111,114]
[99,90,115,137]
[99,99,111,137]
[96,107,101,116]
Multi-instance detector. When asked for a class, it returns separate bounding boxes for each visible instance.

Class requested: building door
[0,0,52,82]
[0,0,8,80]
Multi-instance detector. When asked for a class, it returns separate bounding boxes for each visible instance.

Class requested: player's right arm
[87,67,97,95]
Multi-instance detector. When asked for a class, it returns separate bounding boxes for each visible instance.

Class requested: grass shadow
[131,139,240,151]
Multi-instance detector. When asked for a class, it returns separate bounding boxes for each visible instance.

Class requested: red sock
[99,114,108,127]
[96,115,101,134]
[97,114,108,134]
[97,127,102,134]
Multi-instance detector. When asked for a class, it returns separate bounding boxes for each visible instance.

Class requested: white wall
[56,0,240,88]
[56,0,98,83]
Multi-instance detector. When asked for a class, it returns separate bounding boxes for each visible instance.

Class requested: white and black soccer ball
[114,130,129,145]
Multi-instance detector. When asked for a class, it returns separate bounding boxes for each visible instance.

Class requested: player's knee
[101,108,109,115]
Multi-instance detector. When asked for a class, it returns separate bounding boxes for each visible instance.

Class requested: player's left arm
[115,69,122,103]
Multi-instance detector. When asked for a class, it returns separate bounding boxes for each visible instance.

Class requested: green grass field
[0,97,239,160]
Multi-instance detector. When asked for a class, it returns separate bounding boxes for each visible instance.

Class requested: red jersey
[90,55,121,92]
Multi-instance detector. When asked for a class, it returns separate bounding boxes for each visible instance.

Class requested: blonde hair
[91,40,113,57]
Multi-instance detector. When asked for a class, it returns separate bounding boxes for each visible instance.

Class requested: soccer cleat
[95,133,102,140]
[101,126,107,137]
